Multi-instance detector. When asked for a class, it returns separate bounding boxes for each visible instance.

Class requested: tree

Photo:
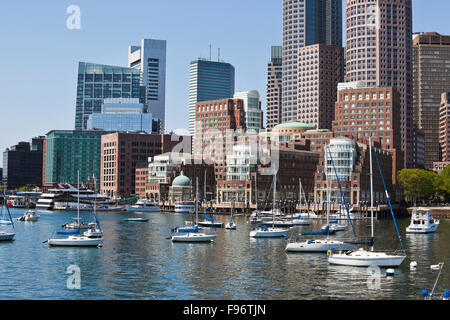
[397,169,438,205]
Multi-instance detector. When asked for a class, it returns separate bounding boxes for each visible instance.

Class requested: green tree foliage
[397,168,450,204]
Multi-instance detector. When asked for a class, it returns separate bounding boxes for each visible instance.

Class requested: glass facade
[87,113,154,133]
[188,60,235,135]
[44,130,107,185]
[233,91,263,133]
[75,62,142,130]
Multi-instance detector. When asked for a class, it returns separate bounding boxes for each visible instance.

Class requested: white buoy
[386,268,395,276]
[410,261,418,269]
[430,264,441,271]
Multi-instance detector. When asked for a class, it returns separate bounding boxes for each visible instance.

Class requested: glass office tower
[75,62,142,130]
[188,59,235,135]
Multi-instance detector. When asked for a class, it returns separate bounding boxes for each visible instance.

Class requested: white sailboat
[287,179,312,225]
[286,143,355,252]
[47,171,103,247]
[225,201,237,230]
[250,172,288,238]
[0,188,15,241]
[171,177,216,242]
[328,137,406,267]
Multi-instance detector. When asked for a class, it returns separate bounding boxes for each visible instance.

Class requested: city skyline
[1,0,450,160]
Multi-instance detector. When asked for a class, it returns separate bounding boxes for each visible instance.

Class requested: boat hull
[328,253,406,267]
[171,233,216,242]
[250,228,288,238]
[406,225,438,234]
[48,237,103,247]
[198,221,224,228]
[0,233,15,241]
[126,207,161,213]
[286,240,355,252]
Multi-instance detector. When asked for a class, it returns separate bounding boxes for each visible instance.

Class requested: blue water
[0,208,448,300]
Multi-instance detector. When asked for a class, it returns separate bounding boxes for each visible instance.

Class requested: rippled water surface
[0,208,448,300]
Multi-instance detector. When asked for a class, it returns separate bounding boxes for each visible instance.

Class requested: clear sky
[1,0,449,162]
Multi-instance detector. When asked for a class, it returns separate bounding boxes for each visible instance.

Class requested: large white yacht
[126,199,161,213]
[406,208,439,234]
[36,184,111,210]
[174,201,195,214]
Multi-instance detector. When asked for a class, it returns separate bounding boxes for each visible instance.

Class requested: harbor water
[0,208,448,300]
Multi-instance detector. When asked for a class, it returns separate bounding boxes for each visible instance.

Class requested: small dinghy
[123,218,149,222]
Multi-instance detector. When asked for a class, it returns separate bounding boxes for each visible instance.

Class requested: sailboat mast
[77,170,80,223]
[204,170,207,216]
[325,143,330,226]
[273,171,276,228]
[255,172,258,211]
[369,137,374,242]
[195,176,199,225]
[299,178,302,211]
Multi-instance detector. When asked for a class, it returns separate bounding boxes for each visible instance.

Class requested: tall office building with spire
[188,59,235,135]
[282,0,342,123]
[128,39,167,131]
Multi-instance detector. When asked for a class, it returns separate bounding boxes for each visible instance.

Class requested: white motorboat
[48,235,103,247]
[328,137,407,268]
[171,232,216,242]
[406,208,439,234]
[286,239,355,252]
[250,173,288,239]
[328,248,406,267]
[126,200,161,213]
[174,201,195,214]
[16,210,40,222]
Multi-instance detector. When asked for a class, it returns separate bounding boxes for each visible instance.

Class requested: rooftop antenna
[218,48,220,62]
[209,45,212,61]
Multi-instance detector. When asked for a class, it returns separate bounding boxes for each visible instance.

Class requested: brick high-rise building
[440,92,450,162]
[332,86,403,183]
[345,0,413,168]
[282,0,342,123]
[193,98,246,182]
[266,46,283,131]
[413,32,450,169]
[100,133,190,197]
[297,44,344,129]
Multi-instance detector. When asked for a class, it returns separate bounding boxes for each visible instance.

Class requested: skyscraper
[188,59,235,135]
[128,39,167,130]
[75,62,141,130]
[282,0,342,123]
[266,46,283,131]
[345,0,413,167]
[233,90,263,133]
[413,32,450,169]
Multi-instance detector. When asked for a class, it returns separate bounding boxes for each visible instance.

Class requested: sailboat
[225,201,237,230]
[83,177,103,239]
[47,171,103,247]
[285,179,312,225]
[198,171,224,228]
[250,171,288,238]
[328,137,407,267]
[171,177,216,242]
[0,188,15,241]
[285,143,355,252]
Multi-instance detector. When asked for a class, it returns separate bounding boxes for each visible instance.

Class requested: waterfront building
[188,59,235,135]
[75,62,142,131]
[43,130,107,187]
[233,91,263,133]
[413,33,450,169]
[440,92,450,162]
[193,98,246,182]
[332,86,404,182]
[266,46,283,131]
[297,44,344,129]
[314,136,394,204]
[128,39,167,129]
[432,161,450,174]
[168,172,193,203]
[345,0,413,168]
[2,137,45,190]
[147,152,214,203]
[87,98,158,133]
[100,133,190,198]
[282,0,342,123]
[135,162,149,197]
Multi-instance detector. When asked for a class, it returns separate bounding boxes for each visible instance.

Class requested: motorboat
[174,201,195,214]
[406,208,439,234]
[126,200,161,213]
[328,248,406,267]
[16,210,40,222]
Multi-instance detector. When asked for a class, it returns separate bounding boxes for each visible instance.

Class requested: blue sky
[1,0,449,159]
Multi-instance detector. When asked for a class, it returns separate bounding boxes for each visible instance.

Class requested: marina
[0,207,448,299]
